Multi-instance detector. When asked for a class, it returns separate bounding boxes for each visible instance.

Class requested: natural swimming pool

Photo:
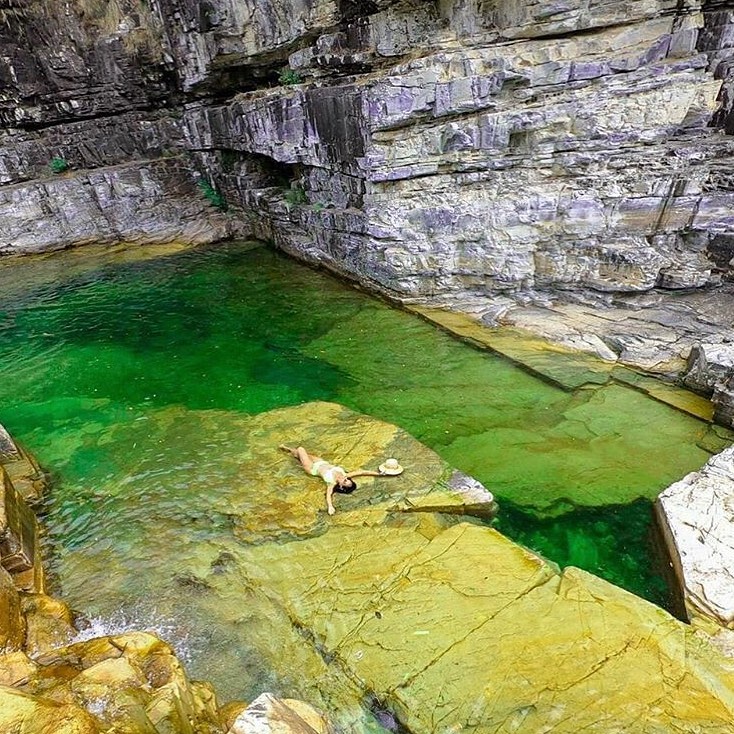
[0,240,730,708]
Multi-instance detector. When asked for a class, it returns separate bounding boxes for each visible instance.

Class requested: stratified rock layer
[0,159,229,255]
[176,0,734,421]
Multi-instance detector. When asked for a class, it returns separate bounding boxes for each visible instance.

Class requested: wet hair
[335,478,356,494]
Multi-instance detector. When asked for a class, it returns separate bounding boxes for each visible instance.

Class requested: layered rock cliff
[3,0,734,419]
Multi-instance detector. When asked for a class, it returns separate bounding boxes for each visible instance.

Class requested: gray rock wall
[0,159,229,255]
[656,443,734,629]
[188,5,732,299]
[0,0,230,255]
[0,0,173,127]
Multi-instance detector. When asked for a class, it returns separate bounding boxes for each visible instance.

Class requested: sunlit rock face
[236,516,734,734]
[32,401,734,733]
[656,445,734,629]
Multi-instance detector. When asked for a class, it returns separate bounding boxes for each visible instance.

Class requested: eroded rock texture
[0,0,228,252]
[38,401,734,734]
[237,516,734,734]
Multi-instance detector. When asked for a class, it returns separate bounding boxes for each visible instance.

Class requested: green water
[0,241,728,707]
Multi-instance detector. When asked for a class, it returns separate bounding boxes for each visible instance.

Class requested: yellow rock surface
[2,446,47,504]
[21,593,76,655]
[6,405,734,733]
[0,565,24,650]
[236,519,734,734]
[22,631,227,733]
[208,401,495,540]
[395,567,734,733]
[0,465,37,574]
[0,651,37,687]
[0,685,100,734]
[70,656,147,696]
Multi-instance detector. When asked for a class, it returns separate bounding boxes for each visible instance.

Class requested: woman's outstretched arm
[326,483,336,515]
[346,469,383,479]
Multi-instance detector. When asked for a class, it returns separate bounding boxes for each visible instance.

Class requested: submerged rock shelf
[0,238,729,641]
[4,405,734,733]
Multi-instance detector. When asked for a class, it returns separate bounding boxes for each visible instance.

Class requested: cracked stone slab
[223,401,496,541]
[393,566,734,734]
[237,518,734,733]
[656,446,734,628]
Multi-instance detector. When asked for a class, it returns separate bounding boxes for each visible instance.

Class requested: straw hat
[379,458,404,476]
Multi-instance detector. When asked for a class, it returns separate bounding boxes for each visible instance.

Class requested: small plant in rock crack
[197,179,228,211]
[284,185,308,207]
[49,157,69,174]
[278,68,303,86]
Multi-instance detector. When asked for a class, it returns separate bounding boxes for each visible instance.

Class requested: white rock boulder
[228,693,332,734]
[656,446,734,627]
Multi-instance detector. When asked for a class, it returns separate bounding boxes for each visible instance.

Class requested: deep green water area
[0,240,731,711]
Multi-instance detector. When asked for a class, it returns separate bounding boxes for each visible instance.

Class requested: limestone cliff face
[192,1,734,302]
[3,0,734,416]
[0,0,227,252]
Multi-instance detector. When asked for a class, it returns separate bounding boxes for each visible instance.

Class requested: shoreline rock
[656,445,734,629]
[0,425,335,734]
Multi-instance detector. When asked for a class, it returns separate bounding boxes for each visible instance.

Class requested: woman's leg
[280,445,316,474]
[294,447,316,474]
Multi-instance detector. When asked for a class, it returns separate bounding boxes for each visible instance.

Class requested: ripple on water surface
[0,240,730,709]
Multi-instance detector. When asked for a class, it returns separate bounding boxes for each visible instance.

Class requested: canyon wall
[3,0,734,417]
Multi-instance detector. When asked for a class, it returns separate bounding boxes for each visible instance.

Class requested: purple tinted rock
[570,60,609,81]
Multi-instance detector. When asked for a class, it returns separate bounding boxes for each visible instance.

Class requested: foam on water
[71,606,200,666]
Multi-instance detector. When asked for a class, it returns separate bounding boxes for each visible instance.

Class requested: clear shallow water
[0,241,730,704]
